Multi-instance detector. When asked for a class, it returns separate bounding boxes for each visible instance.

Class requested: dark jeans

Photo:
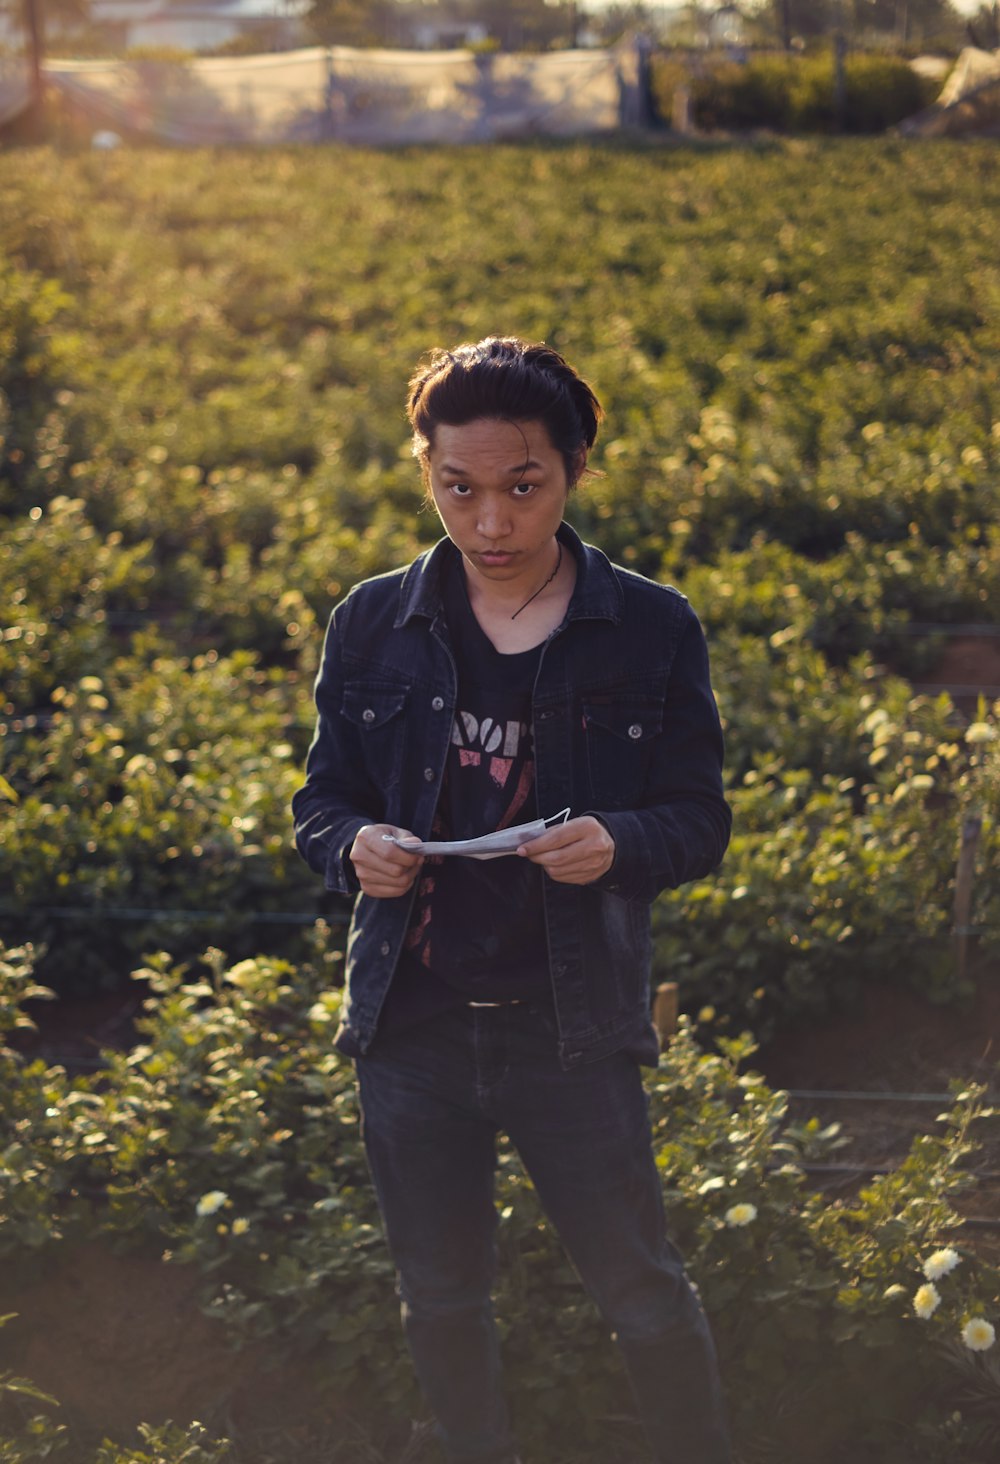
[356,1002,731,1464]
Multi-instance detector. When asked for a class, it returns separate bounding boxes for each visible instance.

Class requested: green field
[1,140,999,1462]
[1,138,997,1019]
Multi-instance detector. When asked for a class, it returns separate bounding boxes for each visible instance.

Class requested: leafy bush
[654,690,999,1034]
[1,139,999,1012]
[1,945,998,1462]
[0,653,330,994]
[651,50,940,134]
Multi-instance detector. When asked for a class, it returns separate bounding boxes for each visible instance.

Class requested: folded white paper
[383,808,570,860]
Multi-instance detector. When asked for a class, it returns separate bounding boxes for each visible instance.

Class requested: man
[292,337,733,1464]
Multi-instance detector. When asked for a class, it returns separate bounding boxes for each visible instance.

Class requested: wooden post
[21,0,44,131]
[953,812,983,984]
[653,981,679,1049]
[672,84,692,136]
[833,28,847,133]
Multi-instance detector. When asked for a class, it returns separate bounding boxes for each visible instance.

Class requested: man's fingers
[350,824,424,897]
[519,816,615,884]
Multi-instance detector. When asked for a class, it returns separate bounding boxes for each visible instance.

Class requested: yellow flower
[914,1284,941,1319]
[724,1203,757,1228]
[232,1218,250,1236]
[961,1318,995,1352]
[923,1248,961,1281]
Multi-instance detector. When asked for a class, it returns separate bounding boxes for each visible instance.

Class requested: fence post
[953,811,983,983]
[22,0,45,131]
[653,981,679,1049]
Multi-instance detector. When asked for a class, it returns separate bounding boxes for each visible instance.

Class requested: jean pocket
[341,680,409,789]
[583,693,664,808]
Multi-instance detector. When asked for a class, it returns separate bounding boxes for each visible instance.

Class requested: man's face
[426,417,575,594]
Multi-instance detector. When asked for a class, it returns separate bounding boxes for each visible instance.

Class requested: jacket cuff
[584,808,679,901]
[323,819,368,896]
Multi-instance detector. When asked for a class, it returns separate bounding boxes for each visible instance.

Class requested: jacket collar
[393,520,624,630]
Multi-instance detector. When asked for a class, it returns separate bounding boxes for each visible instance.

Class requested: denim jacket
[292,522,731,1068]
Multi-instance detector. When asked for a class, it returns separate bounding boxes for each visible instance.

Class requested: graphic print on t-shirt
[405,694,541,978]
[394,554,550,1008]
[451,710,535,827]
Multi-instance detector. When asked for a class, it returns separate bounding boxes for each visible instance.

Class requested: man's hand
[350,824,424,898]
[518,815,615,885]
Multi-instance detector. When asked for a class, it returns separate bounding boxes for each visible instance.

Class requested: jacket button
[424,767,435,782]
[628,723,642,740]
[362,708,375,724]
[380,941,391,956]
[431,696,444,711]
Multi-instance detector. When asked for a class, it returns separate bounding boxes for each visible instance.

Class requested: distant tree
[662,2,715,47]
[585,2,658,45]
[849,0,962,43]
[4,0,91,38]
[464,0,577,50]
[306,0,400,46]
[745,0,962,47]
[965,1,1000,48]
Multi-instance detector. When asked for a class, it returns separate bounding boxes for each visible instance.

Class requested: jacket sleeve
[291,599,380,897]
[589,605,731,904]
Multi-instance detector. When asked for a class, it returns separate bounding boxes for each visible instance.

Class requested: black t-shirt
[378,559,553,1036]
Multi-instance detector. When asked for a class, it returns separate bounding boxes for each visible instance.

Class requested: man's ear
[570,447,588,487]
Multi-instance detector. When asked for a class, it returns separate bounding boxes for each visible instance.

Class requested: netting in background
[0,1,32,128]
[901,45,1000,136]
[41,44,633,145]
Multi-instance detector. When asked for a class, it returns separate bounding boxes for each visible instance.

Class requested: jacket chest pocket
[583,694,664,810]
[341,682,409,790]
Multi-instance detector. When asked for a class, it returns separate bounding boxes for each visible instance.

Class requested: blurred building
[72,0,310,52]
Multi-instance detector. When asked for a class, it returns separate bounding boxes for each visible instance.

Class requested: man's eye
[512,483,537,496]
[448,483,471,496]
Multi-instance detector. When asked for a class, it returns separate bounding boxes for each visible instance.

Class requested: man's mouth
[476,551,516,565]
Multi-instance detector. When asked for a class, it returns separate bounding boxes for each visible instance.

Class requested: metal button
[431,696,444,711]
[424,767,435,782]
[628,723,642,740]
[362,708,375,724]
[380,941,391,956]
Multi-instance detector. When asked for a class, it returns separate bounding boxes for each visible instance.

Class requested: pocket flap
[341,682,408,731]
[583,696,664,744]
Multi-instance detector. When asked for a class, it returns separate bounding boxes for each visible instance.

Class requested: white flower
[883,1284,906,1301]
[923,1248,961,1281]
[196,1190,228,1217]
[697,1176,727,1195]
[914,1283,941,1319]
[965,722,997,745]
[724,1203,757,1228]
[961,1318,995,1352]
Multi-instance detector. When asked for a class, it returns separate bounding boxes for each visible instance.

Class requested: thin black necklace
[510,542,562,620]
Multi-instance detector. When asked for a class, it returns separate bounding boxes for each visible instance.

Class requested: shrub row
[1,943,998,1462]
[2,141,999,1013]
[651,50,941,134]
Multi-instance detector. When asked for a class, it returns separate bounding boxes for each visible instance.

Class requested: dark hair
[406,336,603,484]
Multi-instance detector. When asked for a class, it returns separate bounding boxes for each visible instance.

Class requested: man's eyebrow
[438,459,545,476]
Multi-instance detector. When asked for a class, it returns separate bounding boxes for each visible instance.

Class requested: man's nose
[477,499,512,539]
